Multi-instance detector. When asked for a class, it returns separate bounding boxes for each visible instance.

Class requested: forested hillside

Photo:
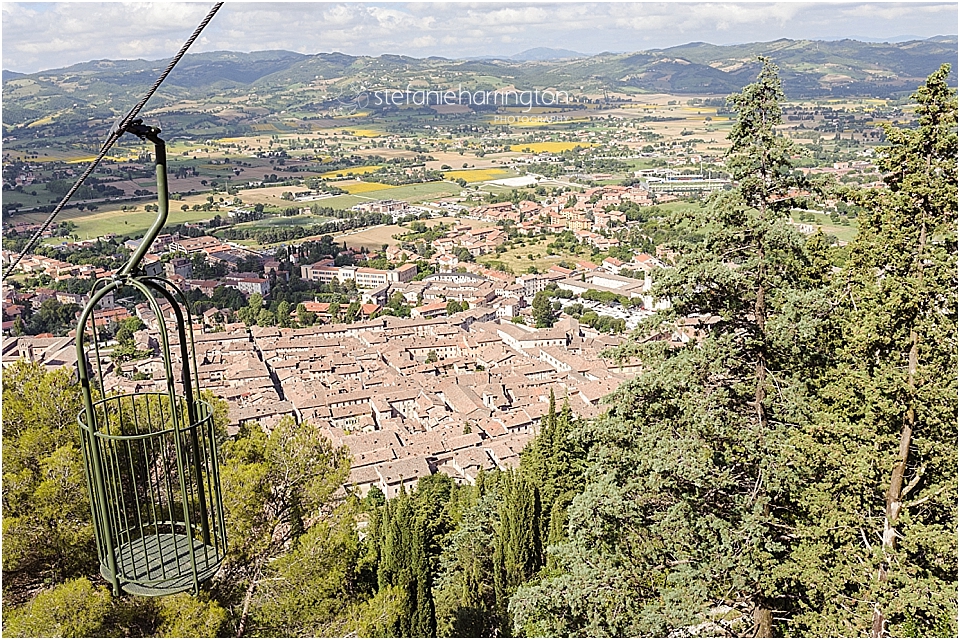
[2,62,956,638]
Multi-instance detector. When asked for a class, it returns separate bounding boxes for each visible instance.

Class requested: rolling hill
[2,36,955,131]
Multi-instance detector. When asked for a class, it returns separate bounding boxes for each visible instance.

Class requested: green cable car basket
[76,121,226,596]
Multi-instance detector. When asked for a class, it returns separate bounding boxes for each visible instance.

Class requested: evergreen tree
[519,395,583,554]
[276,300,292,328]
[247,500,378,636]
[2,578,113,637]
[532,290,557,328]
[217,417,351,636]
[434,484,500,637]
[511,58,823,637]
[493,470,542,635]
[380,497,431,638]
[375,475,454,637]
[446,299,464,315]
[786,64,958,636]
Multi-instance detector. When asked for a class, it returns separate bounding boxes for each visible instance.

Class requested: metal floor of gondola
[101,533,223,596]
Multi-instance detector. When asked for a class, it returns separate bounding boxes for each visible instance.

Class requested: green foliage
[531,290,556,328]
[21,298,80,336]
[219,417,350,572]
[784,63,958,637]
[156,592,230,637]
[375,475,457,637]
[275,300,291,328]
[344,301,361,324]
[247,501,374,636]
[2,578,112,638]
[511,57,825,637]
[578,310,626,334]
[2,361,93,584]
[433,487,500,637]
[492,470,542,633]
[113,316,145,346]
[3,580,228,638]
[110,342,153,363]
[580,288,639,307]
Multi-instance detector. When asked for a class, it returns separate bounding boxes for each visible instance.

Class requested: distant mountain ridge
[3,36,956,129]
[510,47,587,61]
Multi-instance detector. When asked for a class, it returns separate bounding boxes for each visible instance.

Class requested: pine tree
[511,58,825,637]
[2,361,93,586]
[218,416,351,636]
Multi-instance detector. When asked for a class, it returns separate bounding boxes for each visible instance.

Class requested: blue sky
[3,1,957,74]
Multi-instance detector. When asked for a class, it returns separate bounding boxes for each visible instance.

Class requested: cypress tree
[493,471,542,635]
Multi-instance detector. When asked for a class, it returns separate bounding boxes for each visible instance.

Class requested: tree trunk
[237,577,258,638]
[752,245,773,635]
[754,603,774,637]
[873,220,927,637]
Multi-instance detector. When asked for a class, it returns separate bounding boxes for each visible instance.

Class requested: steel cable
[2,2,224,281]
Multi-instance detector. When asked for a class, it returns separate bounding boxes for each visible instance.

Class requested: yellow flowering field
[442,168,511,182]
[333,181,398,194]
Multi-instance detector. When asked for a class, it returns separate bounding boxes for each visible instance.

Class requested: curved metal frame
[75,123,225,596]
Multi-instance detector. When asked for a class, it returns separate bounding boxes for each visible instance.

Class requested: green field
[234,214,335,229]
[3,185,57,208]
[801,211,859,243]
[479,237,583,274]
[14,179,460,245]
[302,194,368,209]
[32,206,223,241]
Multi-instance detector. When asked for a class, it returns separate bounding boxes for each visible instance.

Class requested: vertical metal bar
[140,399,160,579]
[143,280,209,568]
[172,404,201,592]
[136,393,162,578]
[89,282,106,395]
[157,395,180,578]
[75,283,123,595]
[101,433,125,583]
[201,410,217,560]
[125,436,150,580]
[109,425,133,578]
[147,276,202,405]
[178,401,196,529]
[147,395,166,579]
[77,421,104,563]
[208,407,227,553]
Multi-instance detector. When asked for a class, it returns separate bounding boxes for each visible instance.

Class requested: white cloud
[2,2,956,73]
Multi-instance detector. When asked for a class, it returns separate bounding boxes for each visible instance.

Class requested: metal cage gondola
[75,121,226,596]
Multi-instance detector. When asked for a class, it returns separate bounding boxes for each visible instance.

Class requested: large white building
[300,262,418,289]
